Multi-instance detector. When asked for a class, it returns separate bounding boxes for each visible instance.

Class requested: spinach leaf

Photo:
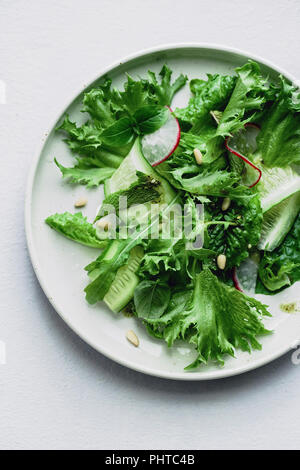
[134,280,171,320]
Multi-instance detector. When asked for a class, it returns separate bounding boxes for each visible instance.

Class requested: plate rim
[25,42,297,381]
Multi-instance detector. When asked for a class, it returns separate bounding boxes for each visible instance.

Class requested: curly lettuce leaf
[147,65,188,106]
[145,268,270,369]
[162,150,251,200]
[45,212,106,248]
[57,116,126,167]
[217,61,271,137]
[54,158,114,187]
[175,73,236,127]
[139,238,187,277]
[56,66,187,187]
[82,79,121,126]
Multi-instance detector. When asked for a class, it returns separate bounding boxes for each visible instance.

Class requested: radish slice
[141,106,181,167]
[233,256,259,295]
[225,123,262,188]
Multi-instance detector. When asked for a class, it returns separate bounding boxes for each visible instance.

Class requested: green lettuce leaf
[145,268,270,369]
[255,78,300,167]
[134,280,171,319]
[175,73,236,127]
[139,238,187,277]
[55,158,114,187]
[56,66,187,187]
[84,195,181,304]
[217,61,271,137]
[147,65,188,106]
[163,150,251,199]
[84,239,138,304]
[45,212,106,248]
[258,213,300,292]
[82,79,120,126]
[57,116,126,167]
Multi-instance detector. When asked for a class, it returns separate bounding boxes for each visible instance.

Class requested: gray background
[1,0,300,450]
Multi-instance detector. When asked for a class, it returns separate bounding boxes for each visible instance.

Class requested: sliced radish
[141,106,180,167]
[225,123,262,188]
[233,256,259,295]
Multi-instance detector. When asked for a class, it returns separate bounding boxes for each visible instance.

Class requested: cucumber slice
[258,192,300,251]
[104,138,176,203]
[88,240,125,282]
[257,165,300,212]
[103,245,144,312]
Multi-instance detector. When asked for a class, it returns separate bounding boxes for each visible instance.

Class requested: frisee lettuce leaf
[144,268,270,369]
[56,66,187,187]
[217,61,272,137]
[175,73,236,128]
[55,159,114,187]
[147,65,188,107]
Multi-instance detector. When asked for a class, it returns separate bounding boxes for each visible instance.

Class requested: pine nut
[126,330,139,347]
[74,197,87,208]
[210,110,220,124]
[222,197,231,211]
[96,219,110,231]
[193,148,203,165]
[217,254,226,270]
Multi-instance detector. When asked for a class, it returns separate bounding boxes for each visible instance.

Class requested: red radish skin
[233,268,243,292]
[225,123,262,188]
[151,106,181,167]
[233,257,259,294]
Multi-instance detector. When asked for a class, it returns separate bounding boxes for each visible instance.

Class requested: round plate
[25,44,300,380]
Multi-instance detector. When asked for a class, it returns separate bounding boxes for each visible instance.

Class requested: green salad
[46,62,300,369]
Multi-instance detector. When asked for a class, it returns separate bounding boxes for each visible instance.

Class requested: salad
[46,62,300,369]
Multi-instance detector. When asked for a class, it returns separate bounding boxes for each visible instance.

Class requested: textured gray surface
[1,0,300,450]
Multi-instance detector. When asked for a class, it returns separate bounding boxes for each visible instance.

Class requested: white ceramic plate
[25,44,300,380]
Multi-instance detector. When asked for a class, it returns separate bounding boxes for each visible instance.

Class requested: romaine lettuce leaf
[258,213,300,292]
[45,212,107,248]
[255,78,300,167]
[258,192,300,251]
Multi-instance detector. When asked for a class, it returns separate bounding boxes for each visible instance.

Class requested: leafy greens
[45,61,300,370]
